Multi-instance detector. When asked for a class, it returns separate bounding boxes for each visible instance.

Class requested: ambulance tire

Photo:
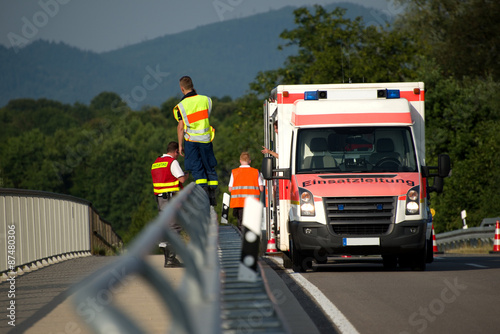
[290,239,312,273]
[282,252,293,269]
[410,245,427,271]
[425,235,434,263]
[382,255,398,270]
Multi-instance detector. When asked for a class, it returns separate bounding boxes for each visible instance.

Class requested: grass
[445,244,493,254]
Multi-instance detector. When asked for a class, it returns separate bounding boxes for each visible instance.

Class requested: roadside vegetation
[1,1,498,241]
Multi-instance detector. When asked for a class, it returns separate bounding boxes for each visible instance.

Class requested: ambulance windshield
[296,127,418,173]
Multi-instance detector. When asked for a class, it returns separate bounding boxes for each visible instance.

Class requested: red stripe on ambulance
[292,112,413,126]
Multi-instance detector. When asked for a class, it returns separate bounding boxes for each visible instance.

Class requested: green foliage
[1,2,498,241]
[395,0,500,81]
[395,1,500,231]
[250,5,418,95]
[425,74,500,231]
[0,91,264,240]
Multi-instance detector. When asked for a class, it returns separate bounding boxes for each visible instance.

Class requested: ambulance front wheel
[382,255,398,270]
[425,234,434,264]
[282,252,293,269]
[290,239,313,272]
[399,246,427,271]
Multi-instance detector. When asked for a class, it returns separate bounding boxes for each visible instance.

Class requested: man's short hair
[240,151,251,162]
[179,76,194,91]
[167,141,179,154]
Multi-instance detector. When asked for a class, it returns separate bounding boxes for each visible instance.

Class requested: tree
[394,1,500,230]
[425,75,500,231]
[90,91,128,113]
[250,5,418,95]
[395,0,500,80]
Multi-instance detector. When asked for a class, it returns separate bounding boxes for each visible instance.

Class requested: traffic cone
[266,229,277,254]
[490,221,500,254]
[432,224,441,254]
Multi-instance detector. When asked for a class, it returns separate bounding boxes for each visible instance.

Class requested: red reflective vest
[230,167,260,208]
[151,155,182,195]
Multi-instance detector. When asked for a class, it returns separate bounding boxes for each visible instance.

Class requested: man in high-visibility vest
[151,141,188,267]
[229,152,264,229]
[173,76,218,206]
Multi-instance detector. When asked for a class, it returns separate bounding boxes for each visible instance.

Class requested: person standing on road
[228,151,264,229]
[173,76,218,206]
[151,141,188,267]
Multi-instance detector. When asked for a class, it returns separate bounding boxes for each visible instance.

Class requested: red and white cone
[266,229,277,254]
[490,221,500,254]
[432,224,440,253]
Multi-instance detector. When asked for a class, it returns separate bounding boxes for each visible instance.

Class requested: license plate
[343,237,380,246]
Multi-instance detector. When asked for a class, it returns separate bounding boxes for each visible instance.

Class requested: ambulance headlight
[408,189,419,201]
[405,186,420,215]
[300,189,315,216]
[406,202,419,214]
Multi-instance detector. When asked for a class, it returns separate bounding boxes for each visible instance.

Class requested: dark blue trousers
[184,140,218,189]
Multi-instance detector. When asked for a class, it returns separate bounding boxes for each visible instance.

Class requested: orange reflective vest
[151,156,182,194]
[173,94,215,143]
[230,167,260,208]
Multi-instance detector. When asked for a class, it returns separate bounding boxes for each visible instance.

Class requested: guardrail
[435,226,495,251]
[72,183,221,334]
[0,188,121,278]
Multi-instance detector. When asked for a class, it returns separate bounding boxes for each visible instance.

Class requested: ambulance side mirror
[429,176,444,194]
[261,157,290,180]
[262,157,273,180]
[438,154,451,178]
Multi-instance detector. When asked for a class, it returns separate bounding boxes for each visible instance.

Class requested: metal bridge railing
[1,188,121,279]
[72,183,221,334]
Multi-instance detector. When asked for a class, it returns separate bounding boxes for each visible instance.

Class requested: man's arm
[228,172,234,192]
[261,146,278,159]
[258,172,265,192]
[177,120,185,156]
[178,172,188,184]
[171,160,188,183]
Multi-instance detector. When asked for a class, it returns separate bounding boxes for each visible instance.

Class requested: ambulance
[261,82,450,272]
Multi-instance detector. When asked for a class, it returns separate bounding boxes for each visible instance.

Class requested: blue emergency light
[304,91,319,100]
[386,89,400,99]
[378,89,401,99]
[304,90,327,100]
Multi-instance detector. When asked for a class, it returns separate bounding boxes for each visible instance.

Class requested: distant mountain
[0,3,389,108]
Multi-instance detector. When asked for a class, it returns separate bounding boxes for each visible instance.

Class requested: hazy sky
[0,0,397,53]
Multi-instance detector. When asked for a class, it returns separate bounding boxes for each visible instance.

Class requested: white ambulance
[261,82,450,272]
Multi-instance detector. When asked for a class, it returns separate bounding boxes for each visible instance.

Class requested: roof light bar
[377,89,401,99]
[304,91,319,100]
[387,89,400,99]
[304,90,327,100]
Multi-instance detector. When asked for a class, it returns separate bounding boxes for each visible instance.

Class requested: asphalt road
[3,253,499,334]
[272,254,500,334]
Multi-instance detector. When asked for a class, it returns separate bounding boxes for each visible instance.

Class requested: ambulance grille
[324,196,396,235]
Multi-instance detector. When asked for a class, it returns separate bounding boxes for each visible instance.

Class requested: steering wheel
[375,157,402,168]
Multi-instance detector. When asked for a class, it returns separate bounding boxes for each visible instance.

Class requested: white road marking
[267,256,359,334]
[286,270,360,334]
[465,263,488,268]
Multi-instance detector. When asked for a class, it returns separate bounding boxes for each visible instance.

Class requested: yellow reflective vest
[174,94,215,143]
